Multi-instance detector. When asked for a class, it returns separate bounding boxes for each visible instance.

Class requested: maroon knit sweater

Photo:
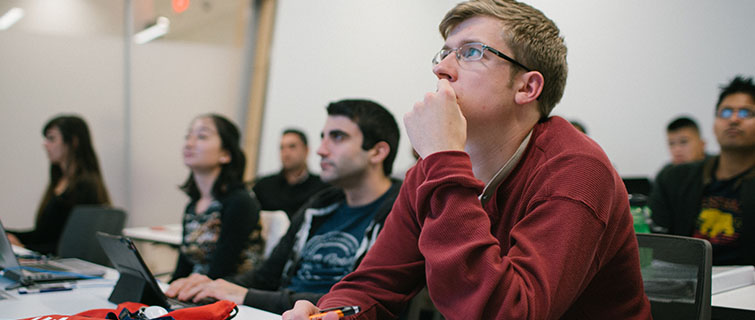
[319,116,652,319]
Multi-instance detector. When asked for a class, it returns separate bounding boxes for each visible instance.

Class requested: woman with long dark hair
[171,114,262,282]
[7,115,110,255]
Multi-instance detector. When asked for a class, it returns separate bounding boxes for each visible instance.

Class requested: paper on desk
[11,244,35,256]
[712,265,755,295]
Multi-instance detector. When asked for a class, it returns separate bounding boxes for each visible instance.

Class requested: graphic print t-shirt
[694,171,747,265]
[286,192,388,293]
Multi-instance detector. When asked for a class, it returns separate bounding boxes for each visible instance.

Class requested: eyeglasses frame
[716,107,754,120]
[433,42,532,72]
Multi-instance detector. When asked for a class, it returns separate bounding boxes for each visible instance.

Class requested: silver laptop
[0,220,106,286]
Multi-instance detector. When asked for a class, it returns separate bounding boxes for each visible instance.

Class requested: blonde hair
[440,0,567,118]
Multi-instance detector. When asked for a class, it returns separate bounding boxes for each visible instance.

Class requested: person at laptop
[171,114,263,281]
[1,220,107,286]
[6,115,110,255]
[166,99,401,314]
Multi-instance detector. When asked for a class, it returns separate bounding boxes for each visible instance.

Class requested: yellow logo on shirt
[698,208,735,238]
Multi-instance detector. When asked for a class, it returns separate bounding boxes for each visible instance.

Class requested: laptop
[96,232,212,309]
[0,220,107,286]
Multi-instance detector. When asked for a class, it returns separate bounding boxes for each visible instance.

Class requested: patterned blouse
[173,188,263,280]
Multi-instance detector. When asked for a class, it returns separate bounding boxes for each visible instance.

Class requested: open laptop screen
[0,219,107,285]
[0,220,23,273]
[95,232,200,309]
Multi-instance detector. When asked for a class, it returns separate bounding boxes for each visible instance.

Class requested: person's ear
[514,71,544,105]
[369,141,390,165]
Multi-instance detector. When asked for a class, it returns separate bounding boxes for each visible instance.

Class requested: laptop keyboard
[51,258,100,270]
[21,262,67,272]
[21,269,64,281]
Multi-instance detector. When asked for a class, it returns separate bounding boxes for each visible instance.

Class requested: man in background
[253,129,329,218]
[650,76,755,266]
[666,116,706,165]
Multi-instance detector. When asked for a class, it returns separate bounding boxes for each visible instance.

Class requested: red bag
[161,300,238,320]
[20,300,238,320]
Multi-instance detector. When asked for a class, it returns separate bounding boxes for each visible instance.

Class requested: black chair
[622,177,652,196]
[637,233,712,320]
[401,286,443,320]
[57,205,127,266]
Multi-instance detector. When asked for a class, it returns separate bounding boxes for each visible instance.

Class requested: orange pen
[309,306,360,319]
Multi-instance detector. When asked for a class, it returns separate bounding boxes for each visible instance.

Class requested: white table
[713,284,755,310]
[0,268,280,319]
[710,266,755,319]
[123,224,183,246]
[712,265,755,310]
[7,259,749,319]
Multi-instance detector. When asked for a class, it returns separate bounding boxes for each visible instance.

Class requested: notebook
[96,232,214,309]
[0,220,106,286]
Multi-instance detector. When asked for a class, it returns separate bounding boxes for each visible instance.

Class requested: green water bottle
[629,194,650,234]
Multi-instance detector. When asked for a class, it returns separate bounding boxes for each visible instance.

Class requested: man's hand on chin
[405,78,467,159]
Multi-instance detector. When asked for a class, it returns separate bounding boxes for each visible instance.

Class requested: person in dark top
[252,129,329,218]
[6,115,110,255]
[166,99,401,314]
[650,75,755,266]
[171,114,263,281]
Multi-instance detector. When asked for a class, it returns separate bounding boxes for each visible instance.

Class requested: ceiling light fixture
[0,7,25,31]
[133,16,170,44]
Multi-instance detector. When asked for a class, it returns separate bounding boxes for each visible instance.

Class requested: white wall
[0,31,243,229]
[257,0,755,179]
[129,41,243,227]
[0,32,127,229]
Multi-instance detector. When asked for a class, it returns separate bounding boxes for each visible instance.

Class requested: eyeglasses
[432,42,532,72]
[716,107,754,120]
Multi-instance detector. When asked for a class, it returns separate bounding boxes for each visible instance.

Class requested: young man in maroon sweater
[284,0,652,319]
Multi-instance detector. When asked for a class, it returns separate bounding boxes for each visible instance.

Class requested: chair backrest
[637,233,712,320]
[57,205,127,266]
[258,210,290,259]
[622,177,652,196]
